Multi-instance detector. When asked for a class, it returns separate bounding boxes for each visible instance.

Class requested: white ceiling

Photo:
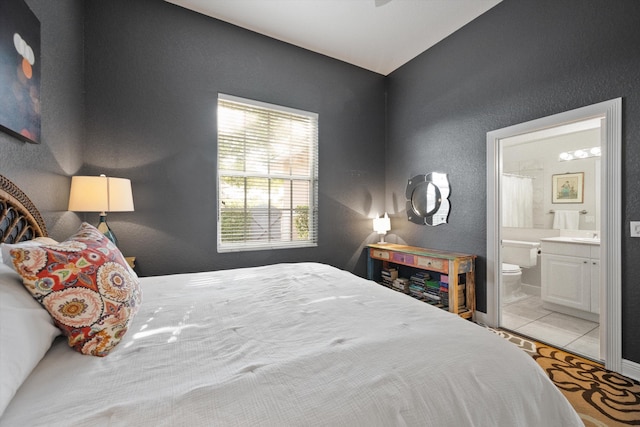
[165,0,502,75]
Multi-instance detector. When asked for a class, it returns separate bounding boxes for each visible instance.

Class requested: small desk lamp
[373,212,391,243]
[68,174,134,246]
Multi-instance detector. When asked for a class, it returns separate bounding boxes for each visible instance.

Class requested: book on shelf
[380,267,398,287]
[392,277,409,292]
[409,272,431,282]
[422,292,441,302]
[439,282,465,290]
[440,283,466,309]
[381,268,398,279]
[409,289,424,299]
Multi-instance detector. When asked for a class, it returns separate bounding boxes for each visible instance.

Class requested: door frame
[485,98,622,373]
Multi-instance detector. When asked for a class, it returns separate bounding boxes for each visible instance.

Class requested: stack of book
[440,279,466,311]
[392,277,410,293]
[381,267,398,287]
[408,284,424,299]
[409,272,429,299]
[423,279,442,305]
[439,274,449,303]
[409,271,430,286]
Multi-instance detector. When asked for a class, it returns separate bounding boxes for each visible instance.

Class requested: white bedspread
[1,263,581,426]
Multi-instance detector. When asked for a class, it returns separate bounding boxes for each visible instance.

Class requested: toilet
[501,240,540,303]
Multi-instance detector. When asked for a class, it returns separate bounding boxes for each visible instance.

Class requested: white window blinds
[217,94,318,252]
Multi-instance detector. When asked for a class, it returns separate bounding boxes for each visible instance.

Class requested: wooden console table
[366,243,476,319]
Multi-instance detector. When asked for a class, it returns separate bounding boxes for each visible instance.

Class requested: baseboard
[541,300,599,323]
[521,283,540,296]
[622,358,640,382]
[474,310,490,326]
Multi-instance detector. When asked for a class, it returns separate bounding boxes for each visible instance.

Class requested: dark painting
[0,0,41,144]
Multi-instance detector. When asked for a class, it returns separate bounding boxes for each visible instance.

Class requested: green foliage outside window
[221,205,309,242]
[294,205,309,239]
[220,208,246,242]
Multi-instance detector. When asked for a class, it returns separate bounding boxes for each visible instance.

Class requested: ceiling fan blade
[375,0,393,7]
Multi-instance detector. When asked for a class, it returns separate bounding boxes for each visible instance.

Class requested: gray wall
[82,0,386,277]
[0,0,83,239]
[386,0,640,362]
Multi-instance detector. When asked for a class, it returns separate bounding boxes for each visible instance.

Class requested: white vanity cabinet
[590,256,600,314]
[541,238,600,321]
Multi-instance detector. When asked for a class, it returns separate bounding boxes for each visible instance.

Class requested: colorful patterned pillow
[7,223,142,357]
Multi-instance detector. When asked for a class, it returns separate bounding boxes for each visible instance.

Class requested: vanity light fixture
[68,174,134,246]
[373,213,391,243]
[558,146,601,162]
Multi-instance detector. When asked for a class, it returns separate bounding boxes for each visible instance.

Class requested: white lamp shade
[68,175,134,212]
[373,213,391,234]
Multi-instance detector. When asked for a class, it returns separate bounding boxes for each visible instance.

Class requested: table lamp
[373,212,391,243]
[68,174,134,246]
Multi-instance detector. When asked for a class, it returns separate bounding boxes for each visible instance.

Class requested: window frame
[216,93,319,253]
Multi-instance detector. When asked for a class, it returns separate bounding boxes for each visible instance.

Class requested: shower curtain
[502,175,533,228]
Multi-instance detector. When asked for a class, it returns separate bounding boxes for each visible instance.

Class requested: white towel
[553,210,580,230]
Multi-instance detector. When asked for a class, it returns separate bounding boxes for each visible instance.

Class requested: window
[217,94,318,252]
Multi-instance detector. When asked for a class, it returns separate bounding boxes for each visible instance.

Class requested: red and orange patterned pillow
[7,223,141,357]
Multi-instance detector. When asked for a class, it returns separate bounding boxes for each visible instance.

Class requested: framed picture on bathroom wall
[552,172,584,203]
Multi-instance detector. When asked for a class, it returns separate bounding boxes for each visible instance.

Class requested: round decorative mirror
[405,172,450,226]
[410,181,440,217]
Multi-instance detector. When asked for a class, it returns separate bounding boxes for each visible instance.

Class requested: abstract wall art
[0,0,41,144]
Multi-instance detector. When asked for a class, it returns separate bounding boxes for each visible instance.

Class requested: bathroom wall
[502,127,600,292]
[503,127,601,231]
[502,128,600,295]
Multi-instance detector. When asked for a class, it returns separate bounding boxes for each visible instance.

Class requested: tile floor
[501,294,601,361]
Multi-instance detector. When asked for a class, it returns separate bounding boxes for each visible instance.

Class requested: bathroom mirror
[405,172,450,226]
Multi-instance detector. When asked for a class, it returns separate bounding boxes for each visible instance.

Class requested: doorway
[485,98,622,373]
[499,119,602,361]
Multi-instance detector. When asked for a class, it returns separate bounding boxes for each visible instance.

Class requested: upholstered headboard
[0,174,48,243]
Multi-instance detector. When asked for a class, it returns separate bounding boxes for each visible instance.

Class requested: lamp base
[97,214,119,247]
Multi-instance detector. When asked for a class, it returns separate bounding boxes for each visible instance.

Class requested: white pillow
[1,237,58,269]
[0,263,61,416]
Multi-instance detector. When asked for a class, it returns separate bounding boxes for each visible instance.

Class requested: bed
[0,174,582,426]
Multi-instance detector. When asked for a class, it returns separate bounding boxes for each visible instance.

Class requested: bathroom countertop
[540,236,600,245]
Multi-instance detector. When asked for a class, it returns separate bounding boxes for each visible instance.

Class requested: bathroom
[499,118,602,361]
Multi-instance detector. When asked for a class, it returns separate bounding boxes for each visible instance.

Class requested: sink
[571,237,600,243]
